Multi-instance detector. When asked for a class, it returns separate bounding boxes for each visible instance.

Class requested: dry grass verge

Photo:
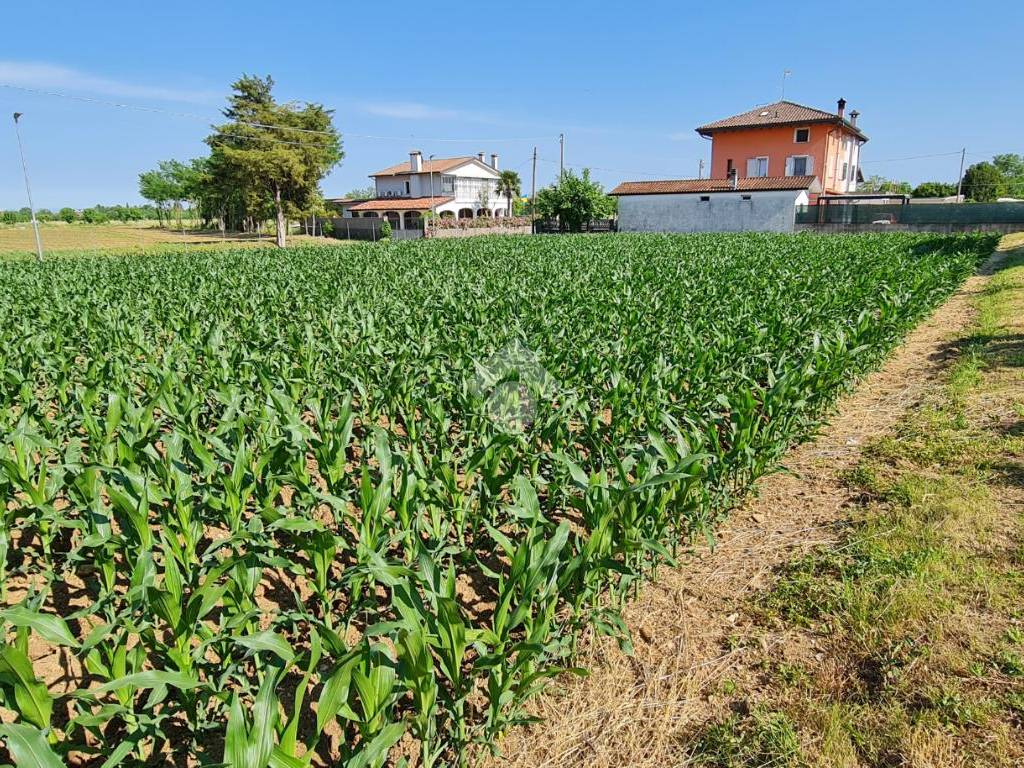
[0,222,351,256]
[487,232,1024,768]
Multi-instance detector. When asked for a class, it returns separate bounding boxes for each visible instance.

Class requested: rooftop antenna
[781,69,792,101]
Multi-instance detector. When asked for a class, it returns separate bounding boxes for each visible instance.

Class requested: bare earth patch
[487,235,1024,768]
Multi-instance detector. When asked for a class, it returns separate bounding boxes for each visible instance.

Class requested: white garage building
[610,176,820,233]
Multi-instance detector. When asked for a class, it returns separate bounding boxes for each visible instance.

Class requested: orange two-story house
[696,99,868,198]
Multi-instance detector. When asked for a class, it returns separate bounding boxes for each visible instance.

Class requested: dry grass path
[488,233,1024,768]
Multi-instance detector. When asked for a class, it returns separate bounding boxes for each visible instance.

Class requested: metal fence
[796,202,1024,226]
[329,217,424,241]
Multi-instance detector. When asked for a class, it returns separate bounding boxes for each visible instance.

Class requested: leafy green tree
[345,186,376,199]
[960,162,1006,202]
[206,75,343,247]
[992,153,1024,198]
[859,174,912,194]
[81,207,109,224]
[138,164,181,226]
[495,170,522,218]
[535,169,615,232]
[58,207,78,223]
[166,158,211,229]
[912,181,957,198]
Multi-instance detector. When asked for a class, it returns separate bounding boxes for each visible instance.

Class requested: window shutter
[746,158,757,178]
[785,157,794,176]
[806,156,815,175]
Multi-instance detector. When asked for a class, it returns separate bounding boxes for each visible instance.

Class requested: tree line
[859,153,1024,202]
[0,203,165,225]
[138,75,342,247]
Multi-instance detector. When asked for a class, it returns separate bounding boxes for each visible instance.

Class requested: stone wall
[427,224,532,238]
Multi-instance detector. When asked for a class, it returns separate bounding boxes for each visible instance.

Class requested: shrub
[81,208,109,224]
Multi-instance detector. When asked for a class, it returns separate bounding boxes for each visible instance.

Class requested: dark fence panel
[797,202,1024,226]
[533,218,618,234]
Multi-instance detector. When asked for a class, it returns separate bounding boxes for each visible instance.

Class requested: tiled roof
[696,100,868,140]
[347,196,454,211]
[370,156,475,176]
[609,176,820,195]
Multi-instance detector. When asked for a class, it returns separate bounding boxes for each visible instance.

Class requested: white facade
[617,189,812,233]
[343,152,507,227]
[832,136,862,195]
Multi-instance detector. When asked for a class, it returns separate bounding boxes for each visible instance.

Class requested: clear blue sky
[1,0,1021,209]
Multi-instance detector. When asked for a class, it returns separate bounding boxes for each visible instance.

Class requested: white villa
[333,151,507,229]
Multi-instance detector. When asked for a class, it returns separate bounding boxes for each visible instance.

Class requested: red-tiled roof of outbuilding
[609,176,820,195]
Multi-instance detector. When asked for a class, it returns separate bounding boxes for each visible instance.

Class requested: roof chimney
[849,109,860,127]
[837,97,847,119]
[490,153,499,170]
[477,151,485,163]
[410,150,423,172]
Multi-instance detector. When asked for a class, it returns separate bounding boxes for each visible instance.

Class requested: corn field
[0,232,996,766]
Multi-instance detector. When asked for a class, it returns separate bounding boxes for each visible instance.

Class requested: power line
[209,130,339,150]
[0,83,338,137]
[0,83,554,144]
[860,150,964,164]
[537,156,687,180]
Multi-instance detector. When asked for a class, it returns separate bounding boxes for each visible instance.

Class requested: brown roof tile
[370,156,476,176]
[347,196,454,211]
[609,176,820,195]
[696,100,867,140]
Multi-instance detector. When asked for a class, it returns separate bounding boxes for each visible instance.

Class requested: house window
[794,128,810,143]
[841,162,849,181]
[726,159,734,176]
[404,181,410,195]
[749,157,769,177]
[740,194,752,201]
[792,156,808,176]
[699,195,711,202]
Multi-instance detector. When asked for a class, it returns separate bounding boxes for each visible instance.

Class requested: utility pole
[781,69,792,101]
[698,158,705,179]
[429,153,436,230]
[12,113,43,261]
[956,147,966,202]
[531,146,537,231]
[559,133,564,180]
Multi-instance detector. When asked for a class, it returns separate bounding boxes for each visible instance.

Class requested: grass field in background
[0,222,348,255]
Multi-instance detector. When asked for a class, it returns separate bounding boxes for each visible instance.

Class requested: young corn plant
[0,232,996,764]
